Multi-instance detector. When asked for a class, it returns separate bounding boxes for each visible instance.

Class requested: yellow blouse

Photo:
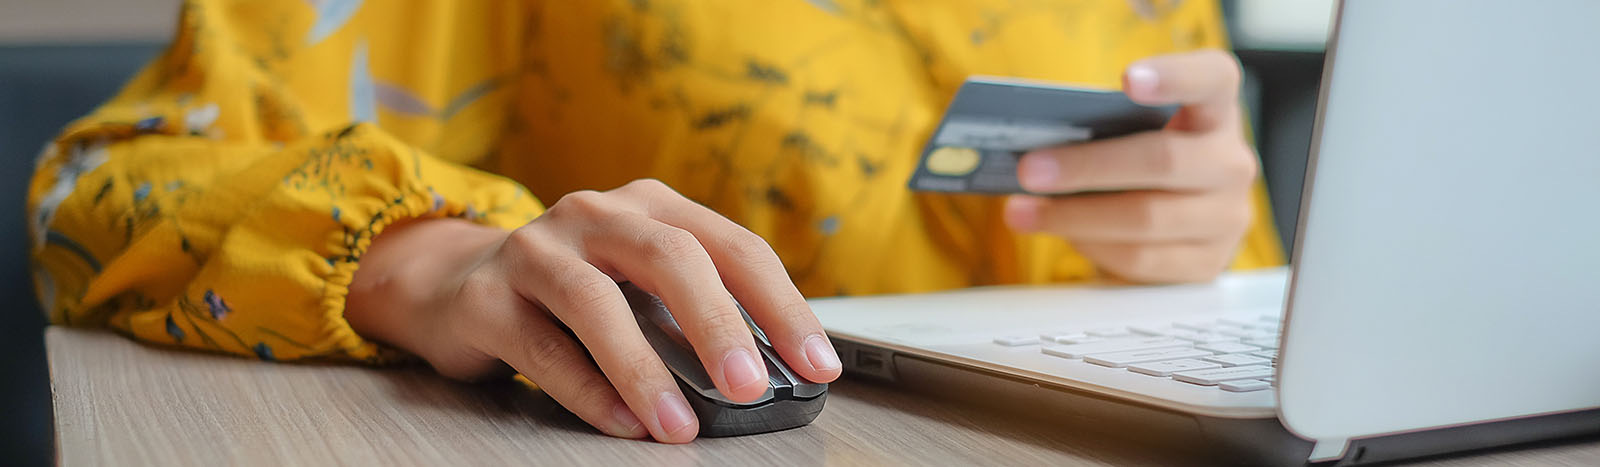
[27,0,1282,363]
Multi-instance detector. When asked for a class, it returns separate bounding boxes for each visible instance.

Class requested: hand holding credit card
[908,76,1177,194]
[908,51,1263,284]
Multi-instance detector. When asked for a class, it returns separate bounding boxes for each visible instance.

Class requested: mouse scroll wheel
[764,357,796,399]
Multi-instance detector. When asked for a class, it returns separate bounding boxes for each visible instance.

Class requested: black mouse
[619,282,828,437]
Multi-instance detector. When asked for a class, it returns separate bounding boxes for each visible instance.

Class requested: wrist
[345,217,507,354]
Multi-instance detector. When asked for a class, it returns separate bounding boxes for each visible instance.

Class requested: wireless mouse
[620,283,828,437]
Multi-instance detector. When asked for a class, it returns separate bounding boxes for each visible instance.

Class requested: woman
[27,0,1281,443]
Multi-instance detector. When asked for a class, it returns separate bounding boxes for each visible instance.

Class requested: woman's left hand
[1004,50,1259,283]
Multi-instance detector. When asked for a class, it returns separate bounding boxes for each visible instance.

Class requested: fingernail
[655,392,696,436]
[721,348,764,394]
[611,401,645,437]
[803,334,841,372]
[1126,63,1161,97]
[1017,153,1060,192]
[1004,196,1045,232]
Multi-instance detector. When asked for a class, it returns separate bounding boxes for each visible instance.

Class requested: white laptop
[811,1,1600,464]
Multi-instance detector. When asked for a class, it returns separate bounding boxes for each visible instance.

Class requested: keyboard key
[1058,336,1104,345]
[1219,379,1272,392]
[1086,327,1133,338]
[993,335,1040,346]
[1172,365,1275,385]
[1257,314,1279,322]
[1216,327,1259,338]
[1041,338,1189,359]
[1243,338,1279,349]
[1195,342,1259,354]
[1169,331,1239,344]
[1251,350,1278,360]
[1203,354,1271,367]
[1218,318,1258,328]
[1173,321,1219,331]
[1128,359,1220,377]
[1084,347,1212,368]
[1219,332,1274,342]
[1128,325,1178,336]
[1261,377,1276,384]
[1039,332,1084,343]
[1056,337,1107,345]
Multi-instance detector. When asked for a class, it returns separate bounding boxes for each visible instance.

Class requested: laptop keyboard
[991,314,1281,392]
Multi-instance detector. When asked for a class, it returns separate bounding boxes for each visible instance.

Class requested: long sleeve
[26,0,542,363]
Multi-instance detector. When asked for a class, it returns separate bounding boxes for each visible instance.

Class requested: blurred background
[0,0,1332,463]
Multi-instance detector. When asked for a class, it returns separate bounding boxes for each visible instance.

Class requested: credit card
[908,76,1177,194]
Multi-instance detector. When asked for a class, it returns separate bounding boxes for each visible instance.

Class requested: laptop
[810,1,1600,464]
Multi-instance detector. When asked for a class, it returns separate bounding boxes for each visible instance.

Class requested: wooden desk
[47,327,1600,466]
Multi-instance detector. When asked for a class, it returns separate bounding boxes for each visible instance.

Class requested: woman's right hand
[345,179,843,443]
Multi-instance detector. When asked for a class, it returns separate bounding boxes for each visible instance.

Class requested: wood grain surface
[47,327,1600,466]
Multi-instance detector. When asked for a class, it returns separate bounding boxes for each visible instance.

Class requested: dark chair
[0,43,164,465]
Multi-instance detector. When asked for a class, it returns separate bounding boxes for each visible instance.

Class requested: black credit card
[908,76,1177,194]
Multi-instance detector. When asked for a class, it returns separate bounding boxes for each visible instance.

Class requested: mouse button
[622,284,722,400]
[754,386,776,403]
[755,341,827,399]
[759,351,799,400]
[790,381,827,399]
[677,368,740,405]
[754,341,795,379]
[622,285,695,349]
[766,372,793,399]
[636,316,719,392]
[736,304,774,347]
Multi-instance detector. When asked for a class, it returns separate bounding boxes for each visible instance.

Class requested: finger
[472,296,648,439]
[1123,49,1243,132]
[1073,240,1240,284]
[619,180,841,383]
[1017,131,1257,193]
[497,236,700,443]
[1003,190,1253,242]
[577,208,771,404]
